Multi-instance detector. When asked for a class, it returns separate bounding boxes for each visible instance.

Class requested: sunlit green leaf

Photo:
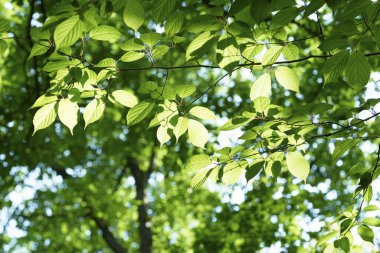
[250,73,271,100]
[123,0,144,31]
[33,102,57,134]
[188,119,209,148]
[54,15,85,49]
[111,90,138,108]
[275,66,300,93]
[189,106,216,120]
[58,98,79,134]
[286,151,310,181]
[83,99,105,128]
[127,101,155,125]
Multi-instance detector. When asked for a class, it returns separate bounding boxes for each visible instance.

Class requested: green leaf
[317,231,338,247]
[111,90,138,108]
[123,0,144,31]
[165,11,184,35]
[250,0,271,23]
[28,41,50,60]
[364,205,380,212]
[58,98,79,135]
[189,106,216,120]
[173,116,189,141]
[262,46,283,65]
[121,38,145,51]
[152,45,169,59]
[282,44,299,60]
[186,31,214,61]
[33,102,57,134]
[332,139,360,164]
[334,237,350,253]
[89,25,121,41]
[323,244,336,253]
[323,50,349,84]
[54,15,85,49]
[83,99,105,128]
[250,73,271,100]
[286,151,310,181]
[152,0,177,22]
[174,85,196,98]
[156,125,171,146]
[345,51,370,90]
[222,161,247,184]
[275,66,300,93]
[0,18,10,33]
[271,7,299,29]
[253,97,270,113]
[140,33,160,48]
[185,154,213,173]
[188,119,209,148]
[95,58,116,68]
[216,35,240,72]
[304,0,325,17]
[0,40,8,58]
[30,95,58,109]
[127,101,155,125]
[119,51,145,62]
[357,225,374,243]
[362,217,380,227]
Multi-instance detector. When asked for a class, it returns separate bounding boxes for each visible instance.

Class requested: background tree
[1,0,380,252]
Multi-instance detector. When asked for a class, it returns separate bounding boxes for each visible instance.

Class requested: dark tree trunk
[128,156,154,253]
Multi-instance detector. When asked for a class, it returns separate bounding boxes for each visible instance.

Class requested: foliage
[1,0,380,252]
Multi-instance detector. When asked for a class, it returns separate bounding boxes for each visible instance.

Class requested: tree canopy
[1,0,380,252]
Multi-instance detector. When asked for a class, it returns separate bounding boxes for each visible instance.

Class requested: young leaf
[83,99,105,128]
[222,161,247,185]
[123,0,144,31]
[156,125,170,146]
[262,46,282,65]
[188,119,209,148]
[185,154,213,173]
[58,98,79,135]
[282,44,299,60]
[275,66,300,93]
[30,95,58,109]
[54,15,85,49]
[119,51,145,62]
[253,97,270,113]
[317,231,338,247]
[345,51,370,90]
[33,102,57,134]
[89,25,122,41]
[95,58,116,68]
[286,151,310,182]
[173,116,189,141]
[250,73,271,100]
[189,106,216,120]
[362,217,380,227]
[186,32,214,61]
[174,85,196,98]
[28,41,51,60]
[127,101,155,125]
[357,225,374,243]
[111,90,138,108]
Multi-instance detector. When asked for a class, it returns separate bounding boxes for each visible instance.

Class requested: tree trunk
[128,157,153,253]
